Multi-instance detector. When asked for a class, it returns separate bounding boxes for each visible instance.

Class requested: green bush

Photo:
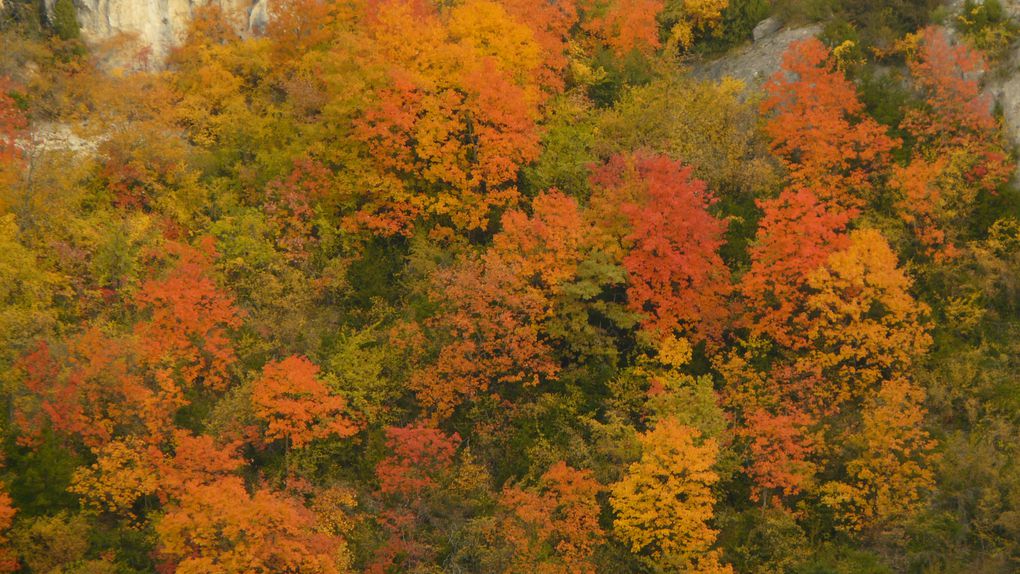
[696,0,771,53]
[957,0,1019,61]
[51,0,79,40]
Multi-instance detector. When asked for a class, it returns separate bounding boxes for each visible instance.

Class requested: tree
[10,512,91,574]
[491,190,588,293]
[892,156,960,259]
[376,424,462,499]
[415,252,558,419]
[0,215,61,371]
[168,5,267,153]
[895,26,1013,258]
[371,424,474,573]
[583,0,666,56]
[353,0,543,233]
[596,75,777,200]
[252,355,358,448]
[157,431,246,500]
[903,26,998,149]
[762,38,898,211]
[134,237,242,393]
[412,189,594,418]
[0,488,17,573]
[14,330,155,449]
[0,78,27,188]
[68,437,159,517]
[156,476,349,574]
[740,188,852,350]
[821,378,938,533]
[264,158,331,264]
[610,418,732,573]
[14,238,242,450]
[497,0,578,93]
[798,229,932,411]
[660,0,728,49]
[741,408,816,502]
[266,0,339,63]
[51,0,81,40]
[500,461,604,574]
[590,153,731,342]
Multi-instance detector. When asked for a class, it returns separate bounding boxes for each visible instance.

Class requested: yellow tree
[0,214,62,375]
[610,418,732,573]
[660,0,729,49]
[799,228,932,412]
[69,437,159,518]
[796,230,937,530]
[821,378,938,532]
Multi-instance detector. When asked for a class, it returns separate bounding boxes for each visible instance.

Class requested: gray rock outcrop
[48,0,270,66]
[695,23,823,86]
[752,16,783,43]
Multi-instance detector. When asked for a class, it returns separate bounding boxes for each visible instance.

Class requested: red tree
[265,158,332,263]
[740,188,851,349]
[371,424,463,573]
[135,237,242,393]
[591,153,731,342]
[252,355,358,448]
[763,38,898,211]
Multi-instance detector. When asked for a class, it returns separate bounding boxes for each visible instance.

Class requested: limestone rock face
[752,16,782,43]
[695,24,823,86]
[986,63,1020,177]
[52,0,269,65]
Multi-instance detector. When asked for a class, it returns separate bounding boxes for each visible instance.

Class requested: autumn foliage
[740,187,851,349]
[3,2,1017,572]
[252,355,358,447]
[134,237,242,393]
[591,153,731,342]
[611,419,731,573]
[156,476,349,574]
[500,461,603,574]
[0,78,26,186]
[353,0,544,233]
[894,27,1013,258]
[763,38,897,210]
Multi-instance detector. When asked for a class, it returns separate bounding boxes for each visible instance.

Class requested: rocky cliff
[694,21,823,86]
[696,10,1020,173]
[51,0,270,64]
[30,0,1020,173]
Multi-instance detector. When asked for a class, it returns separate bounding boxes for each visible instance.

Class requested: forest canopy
[2,0,1020,572]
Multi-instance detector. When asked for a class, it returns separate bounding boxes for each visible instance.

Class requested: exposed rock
[944,1,1020,175]
[249,0,269,34]
[694,24,823,86]
[752,16,783,43]
[986,57,1020,176]
[50,0,270,67]
[24,122,103,155]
